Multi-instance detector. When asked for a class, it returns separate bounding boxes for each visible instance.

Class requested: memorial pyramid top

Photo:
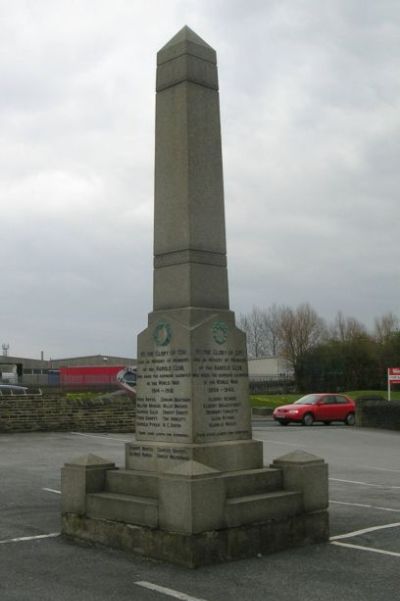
[157,25,216,65]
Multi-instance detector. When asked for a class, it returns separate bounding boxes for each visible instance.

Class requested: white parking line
[329,478,400,489]
[330,500,400,513]
[330,522,400,541]
[0,533,60,545]
[42,488,61,495]
[135,581,209,601]
[331,541,400,558]
[257,439,303,447]
[71,432,131,442]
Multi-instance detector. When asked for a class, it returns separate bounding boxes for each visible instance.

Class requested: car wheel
[323,421,331,425]
[345,413,355,426]
[302,413,314,426]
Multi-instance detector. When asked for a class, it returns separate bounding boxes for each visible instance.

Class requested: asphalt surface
[0,422,399,601]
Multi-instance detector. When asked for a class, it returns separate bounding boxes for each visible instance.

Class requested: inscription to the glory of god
[136,346,192,440]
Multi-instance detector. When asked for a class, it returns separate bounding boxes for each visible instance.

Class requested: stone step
[225,490,302,527]
[105,468,283,499]
[86,492,158,528]
[222,468,283,498]
[105,469,158,498]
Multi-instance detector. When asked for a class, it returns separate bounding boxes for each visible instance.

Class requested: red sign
[388,367,400,382]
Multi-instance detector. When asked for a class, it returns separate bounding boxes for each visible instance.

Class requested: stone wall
[0,394,135,433]
[356,400,400,431]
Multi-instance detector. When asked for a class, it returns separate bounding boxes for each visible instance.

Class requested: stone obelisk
[153,26,228,313]
[61,27,329,567]
[129,25,262,471]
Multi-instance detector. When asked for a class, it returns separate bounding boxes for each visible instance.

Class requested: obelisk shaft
[134,27,252,448]
[153,26,229,311]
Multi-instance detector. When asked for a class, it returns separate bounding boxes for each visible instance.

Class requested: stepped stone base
[62,510,329,568]
[61,450,330,566]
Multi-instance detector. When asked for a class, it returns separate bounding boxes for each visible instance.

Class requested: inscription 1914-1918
[136,348,191,440]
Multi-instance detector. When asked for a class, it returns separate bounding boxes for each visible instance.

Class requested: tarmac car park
[0,420,398,601]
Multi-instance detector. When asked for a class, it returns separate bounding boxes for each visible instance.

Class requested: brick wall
[0,394,135,433]
[356,400,400,431]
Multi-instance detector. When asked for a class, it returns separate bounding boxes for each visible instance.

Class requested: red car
[273,393,356,426]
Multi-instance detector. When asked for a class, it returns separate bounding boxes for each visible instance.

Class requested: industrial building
[0,354,136,388]
[248,357,295,394]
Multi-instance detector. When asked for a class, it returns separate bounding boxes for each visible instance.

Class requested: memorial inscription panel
[135,315,251,444]
[135,346,192,441]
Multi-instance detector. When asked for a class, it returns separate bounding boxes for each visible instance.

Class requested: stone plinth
[61,454,115,515]
[135,310,251,445]
[272,450,329,513]
[125,439,263,473]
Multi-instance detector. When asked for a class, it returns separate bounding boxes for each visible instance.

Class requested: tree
[240,304,400,391]
[374,312,399,343]
[374,313,400,387]
[238,306,269,358]
[276,303,326,390]
[263,304,282,356]
[239,304,285,358]
[330,311,367,342]
[301,335,380,392]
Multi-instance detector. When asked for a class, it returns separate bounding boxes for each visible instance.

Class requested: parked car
[0,384,29,396]
[272,393,356,426]
[0,384,42,396]
[116,367,136,395]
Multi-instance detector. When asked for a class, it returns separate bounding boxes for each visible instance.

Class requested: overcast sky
[1,0,399,360]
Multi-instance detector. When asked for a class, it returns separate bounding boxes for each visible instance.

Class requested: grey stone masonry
[154,26,228,311]
[134,309,255,448]
[136,27,253,458]
[61,454,115,515]
[61,26,330,566]
[272,450,329,513]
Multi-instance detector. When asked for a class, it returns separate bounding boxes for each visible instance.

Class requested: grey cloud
[1,0,399,358]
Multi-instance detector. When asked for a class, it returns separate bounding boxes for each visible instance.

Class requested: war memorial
[61,26,329,567]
